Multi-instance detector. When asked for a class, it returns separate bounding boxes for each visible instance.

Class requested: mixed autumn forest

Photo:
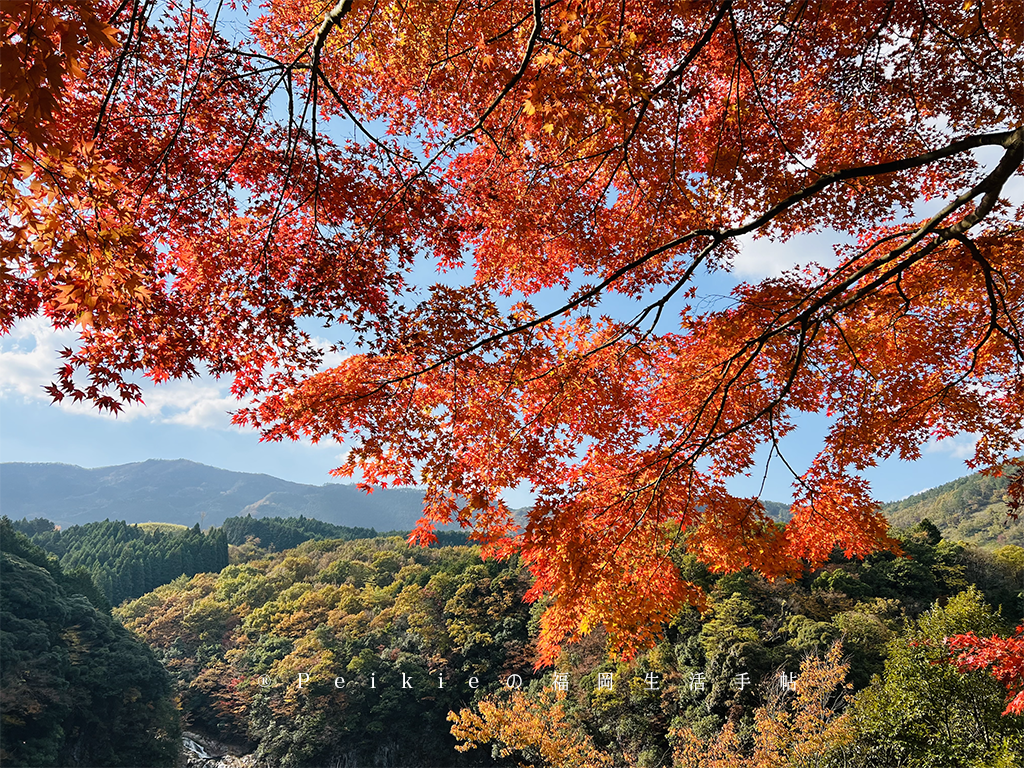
[2,468,1024,766]
[3,0,1024,765]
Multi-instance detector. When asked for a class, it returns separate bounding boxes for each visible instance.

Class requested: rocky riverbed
[181,731,255,768]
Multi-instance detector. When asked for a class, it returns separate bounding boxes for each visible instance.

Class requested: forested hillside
[114,522,1024,767]
[12,518,228,606]
[882,470,1023,546]
[117,537,534,767]
[222,514,375,548]
[222,514,473,552]
[0,519,179,766]
[11,516,475,611]
[7,467,1023,766]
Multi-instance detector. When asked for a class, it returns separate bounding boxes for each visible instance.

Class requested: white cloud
[0,319,242,429]
[732,229,846,280]
[0,317,76,400]
[140,382,242,429]
[1,318,363,433]
[924,433,979,460]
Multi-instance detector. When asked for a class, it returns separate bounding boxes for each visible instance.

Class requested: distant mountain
[0,460,430,530]
[881,469,1022,547]
[761,499,791,523]
[4,460,1019,548]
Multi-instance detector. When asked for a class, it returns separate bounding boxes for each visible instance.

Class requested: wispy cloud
[0,317,73,397]
[1,319,242,429]
[141,382,242,429]
[732,229,845,280]
[924,433,979,460]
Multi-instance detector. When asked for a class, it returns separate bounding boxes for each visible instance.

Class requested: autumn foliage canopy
[3,0,1023,662]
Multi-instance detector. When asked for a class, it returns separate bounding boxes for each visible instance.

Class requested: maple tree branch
[133,0,233,207]
[14,0,1024,664]
[627,126,1023,385]
[729,127,1020,241]
[654,128,1024,480]
[578,122,1024,499]
[424,0,562,70]
[957,234,1024,364]
[598,0,732,204]
[726,6,819,178]
[95,0,153,139]
[310,126,1022,418]
[314,71,420,172]
[653,1,733,99]
[410,0,545,180]
[311,0,355,65]
[822,127,1023,318]
[318,0,550,256]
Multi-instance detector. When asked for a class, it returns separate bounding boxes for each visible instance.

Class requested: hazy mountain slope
[880,470,1021,546]
[0,460,428,530]
[4,460,1018,546]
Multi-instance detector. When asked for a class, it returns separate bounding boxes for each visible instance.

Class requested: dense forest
[221,514,469,552]
[5,505,1023,767]
[112,519,1023,767]
[0,519,179,767]
[221,515,379,552]
[118,535,534,766]
[11,518,228,606]
[10,516,474,611]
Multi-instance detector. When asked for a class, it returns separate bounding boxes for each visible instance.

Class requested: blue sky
[0,225,987,508]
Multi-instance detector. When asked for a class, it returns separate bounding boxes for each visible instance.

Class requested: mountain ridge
[3,459,1018,547]
[0,459,430,531]
[880,468,1021,547]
